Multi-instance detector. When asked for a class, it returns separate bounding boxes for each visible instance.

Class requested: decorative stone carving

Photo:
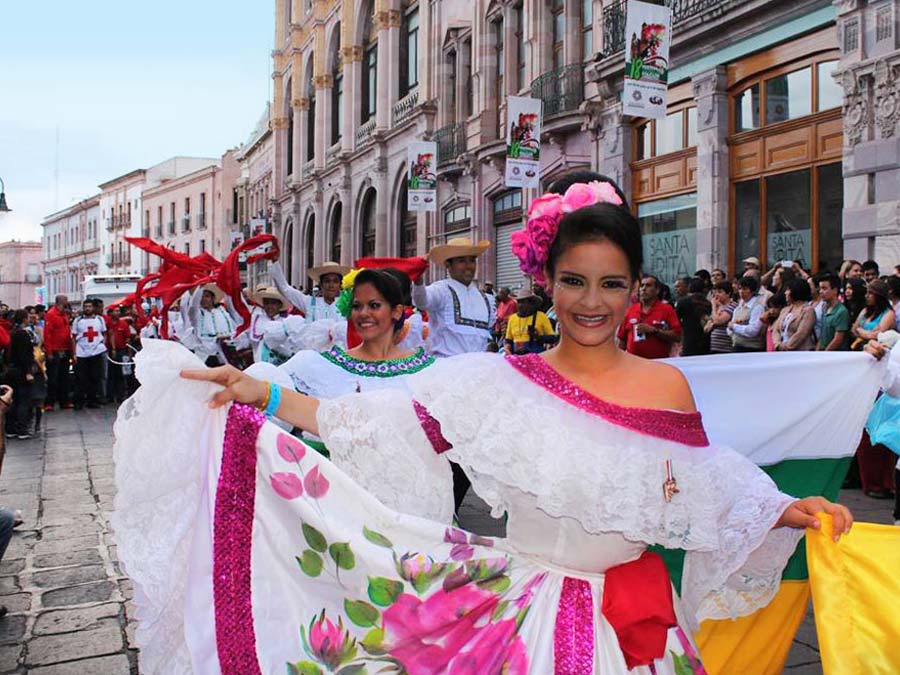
[375,10,402,31]
[874,59,900,139]
[373,156,388,174]
[692,66,727,129]
[272,117,290,130]
[293,98,309,110]
[579,100,604,138]
[457,153,477,177]
[341,45,364,62]
[842,68,869,147]
[598,106,623,157]
[314,74,333,89]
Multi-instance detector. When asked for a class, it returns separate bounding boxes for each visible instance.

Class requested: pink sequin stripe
[675,626,709,674]
[213,403,266,675]
[413,400,453,454]
[507,354,710,447]
[553,577,595,675]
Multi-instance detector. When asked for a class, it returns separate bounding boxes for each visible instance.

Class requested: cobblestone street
[0,406,894,674]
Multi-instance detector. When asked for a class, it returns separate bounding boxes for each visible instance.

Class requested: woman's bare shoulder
[623,355,698,413]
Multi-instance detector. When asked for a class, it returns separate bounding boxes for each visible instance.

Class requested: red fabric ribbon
[601,551,677,669]
[214,234,280,335]
[125,237,222,275]
[354,256,429,282]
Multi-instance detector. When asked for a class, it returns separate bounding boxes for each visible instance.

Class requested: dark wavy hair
[543,170,642,282]
[352,269,406,332]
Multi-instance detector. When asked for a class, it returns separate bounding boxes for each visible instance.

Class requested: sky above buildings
[0,0,274,241]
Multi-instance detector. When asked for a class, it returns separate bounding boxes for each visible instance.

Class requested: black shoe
[86,403,101,409]
[864,489,894,500]
[16,434,34,440]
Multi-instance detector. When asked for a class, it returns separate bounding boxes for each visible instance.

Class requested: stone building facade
[0,240,43,308]
[264,0,899,289]
[41,196,101,303]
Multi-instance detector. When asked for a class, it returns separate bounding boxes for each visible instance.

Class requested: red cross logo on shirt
[83,326,100,343]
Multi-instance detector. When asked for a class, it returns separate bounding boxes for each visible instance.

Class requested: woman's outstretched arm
[180,365,320,436]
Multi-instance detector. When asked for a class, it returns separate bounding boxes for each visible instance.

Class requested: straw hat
[308,261,351,282]
[867,279,889,299]
[252,286,286,309]
[201,283,226,304]
[428,237,491,266]
[512,287,538,301]
[742,256,760,268]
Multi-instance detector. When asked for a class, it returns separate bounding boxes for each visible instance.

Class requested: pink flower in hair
[561,183,600,213]
[588,180,624,206]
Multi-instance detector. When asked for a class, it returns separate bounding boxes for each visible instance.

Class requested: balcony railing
[435,122,467,167]
[154,225,162,238]
[530,64,585,117]
[106,254,113,266]
[198,212,207,229]
[392,88,419,127]
[182,215,191,232]
[326,142,341,165]
[355,117,377,149]
[602,0,729,56]
[167,221,176,235]
[303,159,315,176]
[106,219,114,232]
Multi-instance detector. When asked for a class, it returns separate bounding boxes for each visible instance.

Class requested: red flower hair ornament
[510,181,624,287]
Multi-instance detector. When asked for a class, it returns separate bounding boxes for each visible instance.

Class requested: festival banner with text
[407,141,438,212]
[505,96,542,188]
[623,0,672,119]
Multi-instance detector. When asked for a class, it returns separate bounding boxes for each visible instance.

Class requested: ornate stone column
[341,45,361,153]
[314,75,331,169]
[692,65,729,272]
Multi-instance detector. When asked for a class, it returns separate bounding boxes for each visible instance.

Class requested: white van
[82,274,141,305]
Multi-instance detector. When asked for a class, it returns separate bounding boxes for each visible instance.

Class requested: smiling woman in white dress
[150,172,857,675]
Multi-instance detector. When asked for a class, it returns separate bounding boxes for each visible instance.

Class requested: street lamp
[0,177,10,213]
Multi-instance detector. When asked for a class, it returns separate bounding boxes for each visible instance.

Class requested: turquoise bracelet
[264,383,282,418]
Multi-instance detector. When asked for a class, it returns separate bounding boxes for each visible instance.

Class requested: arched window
[282,219,294,283]
[361,190,377,257]
[361,2,377,123]
[398,183,417,258]
[330,203,343,262]
[305,214,316,277]
[330,25,343,146]
[306,61,316,162]
[285,77,294,176]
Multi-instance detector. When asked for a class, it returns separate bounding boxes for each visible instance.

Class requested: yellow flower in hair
[341,268,364,291]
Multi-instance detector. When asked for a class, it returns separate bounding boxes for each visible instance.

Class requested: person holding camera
[772,278,817,351]
[503,288,556,355]
[617,274,682,359]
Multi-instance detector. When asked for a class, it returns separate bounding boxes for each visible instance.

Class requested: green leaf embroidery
[478,575,511,593]
[344,599,381,627]
[670,651,697,675]
[330,542,356,570]
[368,576,404,607]
[296,550,323,577]
[336,665,368,675]
[360,627,386,655]
[292,661,324,675]
[363,526,393,548]
[491,600,510,621]
[302,523,328,553]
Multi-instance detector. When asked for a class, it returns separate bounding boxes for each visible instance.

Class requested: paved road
[0,406,893,673]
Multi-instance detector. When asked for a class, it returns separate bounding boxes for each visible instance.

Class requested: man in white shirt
[71,299,108,409]
[270,261,349,323]
[412,237,496,358]
[728,275,767,352]
[187,284,240,367]
[248,286,292,365]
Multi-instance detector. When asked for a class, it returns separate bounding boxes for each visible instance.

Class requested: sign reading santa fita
[623,0,673,120]
[505,96,543,189]
[407,141,438,212]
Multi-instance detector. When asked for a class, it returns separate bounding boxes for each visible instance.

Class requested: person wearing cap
[412,237,496,358]
[742,256,760,273]
[186,284,238,367]
[270,260,349,324]
[248,287,292,365]
[503,288,556,355]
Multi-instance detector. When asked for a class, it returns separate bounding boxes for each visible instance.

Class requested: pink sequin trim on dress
[554,577,595,675]
[507,354,710,447]
[413,400,453,454]
[214,403,266,675]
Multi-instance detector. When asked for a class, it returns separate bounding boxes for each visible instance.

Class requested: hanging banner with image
[505,95,542,188]
[407,141,438,212]
[623,0,672,119]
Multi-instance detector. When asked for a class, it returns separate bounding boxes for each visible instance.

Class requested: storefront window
[635,107,696,161]
[817,163,844,274]
[655,111,684,156]
[734,180,761,266]
[637,193,697,288]
[766,169,811,268]
[734,84,760,132]
[817,60,842,111]
[765,67,811,124]
[686,107,698,147]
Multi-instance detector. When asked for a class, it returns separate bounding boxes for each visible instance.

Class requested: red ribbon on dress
[554,550,676,674]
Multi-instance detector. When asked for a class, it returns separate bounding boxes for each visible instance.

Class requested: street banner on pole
[623,0,672,119]
[407,141,438,212]
[504,95,542,188]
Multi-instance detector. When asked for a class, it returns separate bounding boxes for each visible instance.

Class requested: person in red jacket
[42,295,73,410]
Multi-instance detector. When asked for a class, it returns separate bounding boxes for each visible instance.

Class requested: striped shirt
[710,301,737,353]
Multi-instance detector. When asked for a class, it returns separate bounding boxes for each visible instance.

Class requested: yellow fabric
[807,514,900,675]
[695,581,810,675]
[504,311,555,348]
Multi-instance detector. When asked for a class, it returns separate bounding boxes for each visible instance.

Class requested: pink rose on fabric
[303,466,330,498]
[270,472,303,499]
[443,528,468,545]
[383,585,499,675]
[447,619,528,675]
[561,182,601,213]
[277,433,306,463]
[527,193,563,220]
